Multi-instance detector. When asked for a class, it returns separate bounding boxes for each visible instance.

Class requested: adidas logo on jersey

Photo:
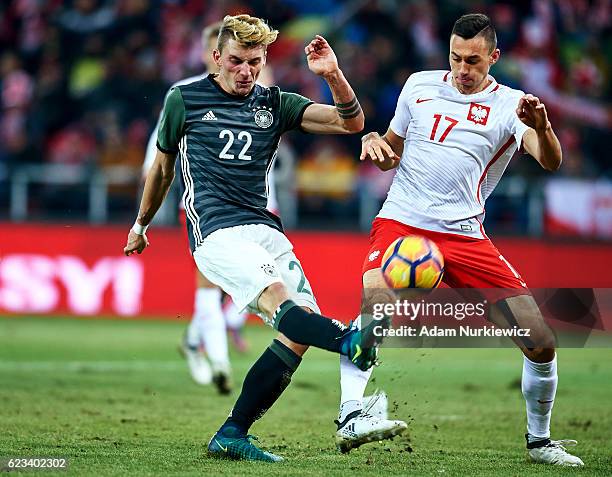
[202,111,217,121]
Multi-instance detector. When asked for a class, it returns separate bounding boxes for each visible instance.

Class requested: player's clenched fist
[516,94,551,131]
[124,230,149,256]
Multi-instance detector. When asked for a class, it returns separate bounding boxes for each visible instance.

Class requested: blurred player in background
[142,21,280,395]
[124,14,394,463]
[339,14,584,466]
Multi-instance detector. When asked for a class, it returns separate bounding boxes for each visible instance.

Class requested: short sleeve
[279,91,314,133]
[389,75,416,138]
[509,92,530,148]
[157,87,186,154]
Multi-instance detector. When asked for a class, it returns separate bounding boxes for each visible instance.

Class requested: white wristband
[132,221,149,235]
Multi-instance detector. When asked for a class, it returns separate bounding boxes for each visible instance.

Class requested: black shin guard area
[273,300,346,352]
[222,339,301,434]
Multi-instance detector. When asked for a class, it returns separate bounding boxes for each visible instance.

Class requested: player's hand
[516,94,551,131]
[305,35,339,77]
[360,132,399,163]
[124,230,149,256]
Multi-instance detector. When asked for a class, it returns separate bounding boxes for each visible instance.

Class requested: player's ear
[489,48,500,66]
[212,49,222,66]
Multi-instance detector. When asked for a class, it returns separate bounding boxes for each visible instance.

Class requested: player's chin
[456,77,475,86]
[458,81,474,91]
[235,81,252,93]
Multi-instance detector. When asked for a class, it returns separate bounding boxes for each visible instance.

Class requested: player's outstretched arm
[360,128,403,171]
[517,94,562,171]
[300,35,364,134]
[124,150,176,256]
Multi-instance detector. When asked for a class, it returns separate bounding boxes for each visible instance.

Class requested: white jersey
[142,73,278,213]
[143,74,205,175]
[379,70,529,238]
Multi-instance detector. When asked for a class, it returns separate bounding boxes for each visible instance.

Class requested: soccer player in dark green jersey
[124,14,389,462]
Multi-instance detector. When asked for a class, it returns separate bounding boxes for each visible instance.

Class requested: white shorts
[193,224,320,323]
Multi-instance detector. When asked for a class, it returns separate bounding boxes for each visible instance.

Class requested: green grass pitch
[1,317,611,476]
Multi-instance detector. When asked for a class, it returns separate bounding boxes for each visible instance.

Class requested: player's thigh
[442,236,528,301]
[196,269,217,288]
[246,224,320,314]
[194,229,282,319]
[275,251,320,314]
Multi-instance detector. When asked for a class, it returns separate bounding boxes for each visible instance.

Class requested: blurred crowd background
[0,0,610,236]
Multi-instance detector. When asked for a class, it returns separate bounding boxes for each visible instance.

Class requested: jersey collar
[207,73,257,100]
[442,71,499,101]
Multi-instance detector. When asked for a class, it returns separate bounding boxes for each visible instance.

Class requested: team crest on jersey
[467,102,490,125]
[261,263,278,277]
[254,107,273,128]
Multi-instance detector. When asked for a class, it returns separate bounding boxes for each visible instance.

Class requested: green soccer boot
[208,427,283,463]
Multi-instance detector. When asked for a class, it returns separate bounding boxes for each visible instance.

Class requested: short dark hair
[451,14,497,52]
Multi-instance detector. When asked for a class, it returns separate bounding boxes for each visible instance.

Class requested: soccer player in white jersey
[143,22,279,394]
[336,14,584,466]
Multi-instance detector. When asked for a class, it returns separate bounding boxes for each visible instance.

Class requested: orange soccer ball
[381,235,445,289]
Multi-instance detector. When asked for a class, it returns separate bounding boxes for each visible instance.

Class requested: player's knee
[523,326,556,362]
[258,281,290,318]
[363,268,386,289]
[362,268,396,315]
[524,346,556,363]
[276,332,309,357]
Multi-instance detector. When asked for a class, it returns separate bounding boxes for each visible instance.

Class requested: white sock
[522,354,557,440]
[194,287,230,373]
[185,316,201,349]
[338,315,373,421]
[223,298,247,330]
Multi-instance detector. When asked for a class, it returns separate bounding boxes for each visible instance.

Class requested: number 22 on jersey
[219,129,252,160]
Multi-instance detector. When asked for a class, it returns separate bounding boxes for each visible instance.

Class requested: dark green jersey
[157,74,313,251]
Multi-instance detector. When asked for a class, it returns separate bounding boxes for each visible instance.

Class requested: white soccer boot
[178,339,212,385]
[362,389,389,420]
[527,436,584,466]
[335,410,407,453]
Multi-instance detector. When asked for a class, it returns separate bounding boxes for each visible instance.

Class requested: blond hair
[217,14,278,52]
